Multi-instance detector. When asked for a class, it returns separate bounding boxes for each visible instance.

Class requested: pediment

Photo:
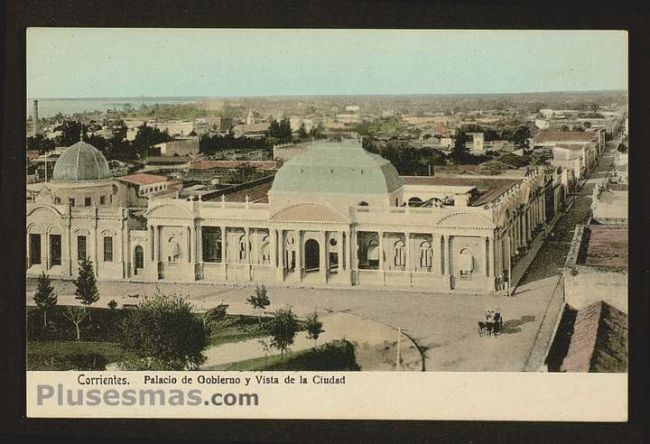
[436,212,495,229]
[270,203,349,223]
[27,204,64,218]
[144,202,194,220]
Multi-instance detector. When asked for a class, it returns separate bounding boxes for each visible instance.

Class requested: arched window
[134,246,144,273]
[419,241,432,269]
[260,235,270,264]
[394,240,406,267]
[358,201,369,207]
[408,197,423,207]
[202,227,222,263]
[238,235,248,261]
[169,238,181,262]
[459,248,474,277]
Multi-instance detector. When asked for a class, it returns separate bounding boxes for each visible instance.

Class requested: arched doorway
[134,246,144,275]
[304,239,320,272]
[408,197,423,207]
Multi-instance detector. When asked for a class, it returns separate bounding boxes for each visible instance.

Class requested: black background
[1,0,648,442]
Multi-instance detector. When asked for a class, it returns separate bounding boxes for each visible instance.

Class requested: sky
[27,28,628,99]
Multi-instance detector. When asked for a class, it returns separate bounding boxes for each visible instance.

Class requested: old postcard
[25,28,627,420]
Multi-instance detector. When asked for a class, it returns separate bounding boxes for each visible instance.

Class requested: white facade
[27,140,547,295]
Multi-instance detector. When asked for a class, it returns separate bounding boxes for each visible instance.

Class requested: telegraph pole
[396,327,402,371]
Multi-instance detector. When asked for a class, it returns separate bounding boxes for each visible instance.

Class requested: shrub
[265,340,360,371]
[120,292,207,370]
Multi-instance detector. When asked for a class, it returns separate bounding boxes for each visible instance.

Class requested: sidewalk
[201,311,423,371]
[510,194,576,292]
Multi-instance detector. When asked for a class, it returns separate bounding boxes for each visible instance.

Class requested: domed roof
[52,141,111,182]
[271,139,403,195]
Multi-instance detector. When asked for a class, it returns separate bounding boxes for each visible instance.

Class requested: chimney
[32,100,39,135]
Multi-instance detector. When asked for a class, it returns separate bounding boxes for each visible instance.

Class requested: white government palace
[27,138,547,294]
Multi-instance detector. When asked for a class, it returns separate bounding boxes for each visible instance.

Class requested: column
[443,234,450,277]
[65,216,72,276]
[244,227,251,264]
[487,236,494,278]
[404,232,411,271]
[295,230,302,274]
[153,225,158,262]
[196,224,202,263]
[149,226,154,262]
[350,230,357,271]
[270,228,278,267]
[43,230,50,270]
[92,209,98,275]
[245,227,252,281]
[187,226,193,264]
[319,231,327,281]
[338,230,345,271]
[221,225,227,277]
[432,234,441,275]
[121,209,128,277]
[378,231,384,271]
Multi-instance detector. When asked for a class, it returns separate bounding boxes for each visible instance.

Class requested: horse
[478,321,495,336]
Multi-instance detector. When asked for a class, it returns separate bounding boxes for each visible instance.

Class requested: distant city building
[153,138,199,157]
[466,132,485,152]
[549,144,597,180]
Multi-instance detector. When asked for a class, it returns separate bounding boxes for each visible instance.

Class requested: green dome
[271,139,403,195]
[52,141,111,182]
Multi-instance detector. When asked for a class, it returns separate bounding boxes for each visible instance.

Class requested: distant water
[26,97,204,119]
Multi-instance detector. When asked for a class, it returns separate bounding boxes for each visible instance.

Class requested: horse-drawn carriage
[478,308,503,336]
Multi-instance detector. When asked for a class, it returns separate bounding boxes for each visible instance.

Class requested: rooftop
[190,160,277,171]
[270,139,402,195]
[51,141,111,182]
[592,190,628,223]
[224,181,273,203]
[534,131,598,143]
[581,225,628,269]
[403,176,519,206]
[557,301,627,373]
[119,173,169,186]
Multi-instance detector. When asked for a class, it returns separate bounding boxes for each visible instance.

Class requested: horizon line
[27,88,628,102]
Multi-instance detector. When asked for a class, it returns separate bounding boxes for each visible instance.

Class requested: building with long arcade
[27,139,547,294]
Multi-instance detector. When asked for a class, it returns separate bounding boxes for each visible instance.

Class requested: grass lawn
[207,315,274,347]
[224,340,360,371]
[27,340,133,370]
[207,314,306,347]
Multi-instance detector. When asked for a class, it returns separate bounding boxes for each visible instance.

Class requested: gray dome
[271,139,403,195]
[52,141,111,182]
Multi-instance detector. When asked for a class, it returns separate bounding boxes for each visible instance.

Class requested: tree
[74,257,99,308]
[63,305,89,341]
[27,134,55,153]
[268,307,299,361]
[305,312,324,348]
[451,130,469,163]
[247,284,270,324]
[309,122,325,139]
[34,272,57,327]
[55,120,89,147]
[120,292,207,370]
[269,118,292,142]
[512,126,531,151]
[617,143,628,153]
[131,123,173,158]
[108,299,118,310]
[297,123,308,139]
